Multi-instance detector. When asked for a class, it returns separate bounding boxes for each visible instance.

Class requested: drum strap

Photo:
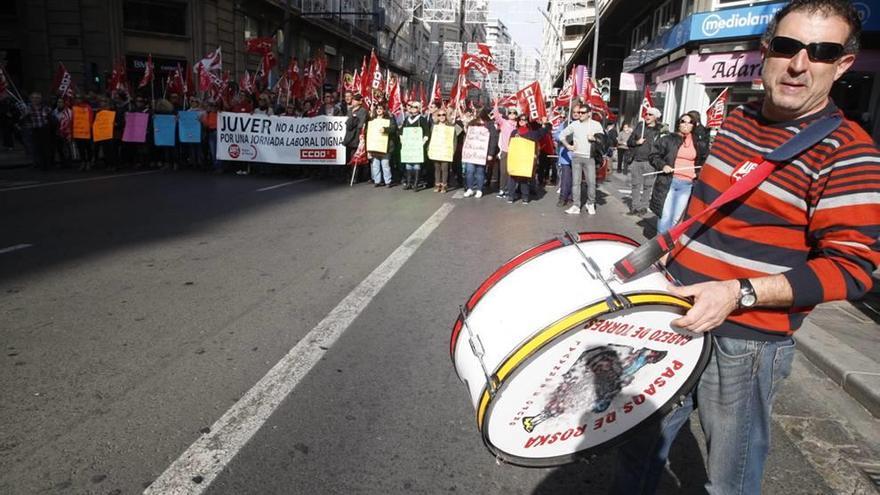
[613,113,842,281]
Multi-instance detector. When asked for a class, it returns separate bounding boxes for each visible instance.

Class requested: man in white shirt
[558,104,605,215]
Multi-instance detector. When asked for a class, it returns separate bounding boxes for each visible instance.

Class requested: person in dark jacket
[648,112,709,233]
[367,102,398,187]
[399,101,431,190]
[344,94,368,159]
[627,107,662,216]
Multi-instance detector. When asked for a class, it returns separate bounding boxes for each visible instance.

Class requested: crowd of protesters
[0,84,710,230]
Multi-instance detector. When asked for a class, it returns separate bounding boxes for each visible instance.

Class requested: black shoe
[626,209,640,216]
[374,182,383,187]
[556,198,565,207]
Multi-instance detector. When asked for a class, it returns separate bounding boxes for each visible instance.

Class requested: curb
[794,318,880,418]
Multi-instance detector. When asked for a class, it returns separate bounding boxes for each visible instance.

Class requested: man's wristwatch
[736,278,757,309]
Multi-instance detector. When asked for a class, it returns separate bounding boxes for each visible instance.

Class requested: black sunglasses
[437,113,447,116]
[768,36,845,63]
[679,119,693,124]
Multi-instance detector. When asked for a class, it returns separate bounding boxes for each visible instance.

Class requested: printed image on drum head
[482,302,708,467]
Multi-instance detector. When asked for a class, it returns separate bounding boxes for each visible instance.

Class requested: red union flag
[52,62,76,99]
[138,54,154,89]
[706,87,729,128]
[516,81,546,121]
[0,65,8,97]
[639,84,655,121]
[195,46,222,73]
[246,36,274,54]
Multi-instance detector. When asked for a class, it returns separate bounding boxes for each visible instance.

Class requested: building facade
[556,0,879,142]
[0,0,433,97]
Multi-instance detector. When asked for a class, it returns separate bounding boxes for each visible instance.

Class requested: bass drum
[450,232,710,467]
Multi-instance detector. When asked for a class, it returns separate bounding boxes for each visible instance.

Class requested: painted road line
[255,178,308,192]
[618,189,632,194]
[0,243,33,255]
[0,171,161,192]
[145,202,456,495]
[452,189,465,199]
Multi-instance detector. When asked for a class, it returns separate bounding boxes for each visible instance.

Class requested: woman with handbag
[649,112,709,233]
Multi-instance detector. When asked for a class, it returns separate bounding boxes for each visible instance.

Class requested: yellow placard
[366,118,390,153]
[507,137,536,178]
[72,106,91,140]
[92,110,116,142]
[427,124,455,162]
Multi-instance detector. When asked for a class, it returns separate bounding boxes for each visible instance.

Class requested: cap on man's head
[647,107,662,118]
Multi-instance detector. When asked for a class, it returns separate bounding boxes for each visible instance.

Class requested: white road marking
[0,171,160,192]
[452,190,465,199]
[0,243,33,255]
[145,202,456,495]
[255,178,308,192]
[618,189,632,194]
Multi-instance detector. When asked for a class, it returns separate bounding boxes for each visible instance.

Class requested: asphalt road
[1,167,877,494]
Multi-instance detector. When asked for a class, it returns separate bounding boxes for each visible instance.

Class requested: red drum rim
[449,232,639,359]
[479,293,708,467]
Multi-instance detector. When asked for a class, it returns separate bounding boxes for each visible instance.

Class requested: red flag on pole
[245,36,274,54]
[584,77,612,119]
[706,87,729,128]
[515,81,547,121]
[419,82,426,109]
[195,46,222,73]
[52,62,77,100]
[239,70,254,94]
[138,54,154,89]
[639,84,655,121]
[387,76,403,118]
[184,64,195,97]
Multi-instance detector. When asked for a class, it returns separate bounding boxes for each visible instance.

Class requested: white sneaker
[564,205,581,215]
[585,203,596,215]
[463,189,474,198]
[475,190,483,199]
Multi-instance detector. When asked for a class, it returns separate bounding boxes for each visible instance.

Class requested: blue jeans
[612,335,796,495]
[371,157,392,184]
[465,162,485,192]
[658,178,693,233]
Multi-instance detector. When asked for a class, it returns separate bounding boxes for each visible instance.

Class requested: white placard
[217,113,347,165]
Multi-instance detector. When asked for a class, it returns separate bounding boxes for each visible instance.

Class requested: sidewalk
[603,169,880,418]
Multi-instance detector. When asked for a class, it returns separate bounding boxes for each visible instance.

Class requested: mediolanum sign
[690,2,785,41]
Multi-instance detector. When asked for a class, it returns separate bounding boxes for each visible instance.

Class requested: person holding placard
[427,108,462,193]
[366,103,397,187]
[92,96,119,171]
[505,119,548,204]
[398,101,430,191]
[52,97,74,168]
[72,95,94,170]
[462,109,499,199]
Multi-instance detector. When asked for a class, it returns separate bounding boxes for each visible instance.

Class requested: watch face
[741,294,757,307]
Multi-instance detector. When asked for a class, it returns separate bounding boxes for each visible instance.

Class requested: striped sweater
[667,101,880,340]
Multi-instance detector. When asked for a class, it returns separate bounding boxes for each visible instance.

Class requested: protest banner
[72,106,91,140]
[399,127,424,163]
[366,118,389,153]
[122,112,149,143]
[153,114,176,147]
[461,126,489,166]
[92,110,116,142]
[216,113,347,165]
[427,125,455,162]
[178,111,202,143]
[507,137,536,178]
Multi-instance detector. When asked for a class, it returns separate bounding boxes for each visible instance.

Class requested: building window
[244,15,257,40]
[123,1,187,36]
[652,0,676,36]
[630,18,650,51]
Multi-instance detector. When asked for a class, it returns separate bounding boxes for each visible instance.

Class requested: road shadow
[532,417,709,495]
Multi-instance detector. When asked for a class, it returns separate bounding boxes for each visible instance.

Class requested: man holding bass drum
[612,1,880,493]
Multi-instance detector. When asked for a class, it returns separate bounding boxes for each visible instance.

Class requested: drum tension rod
[562,231,632,312]
[459,306,499,397]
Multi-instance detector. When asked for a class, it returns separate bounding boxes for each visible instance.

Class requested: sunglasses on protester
[678,119,694,125]
[767,36,845,63]
[437,113,447,117]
